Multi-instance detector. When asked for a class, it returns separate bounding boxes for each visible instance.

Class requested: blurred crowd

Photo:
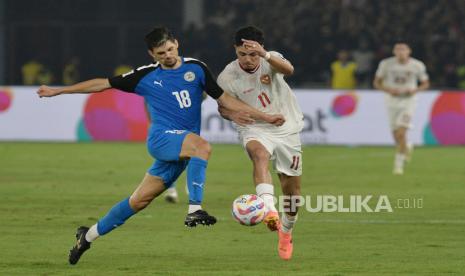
[18,0,465,89]
[189,0,465,89]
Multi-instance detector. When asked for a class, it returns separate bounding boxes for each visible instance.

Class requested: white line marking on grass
[203,217,465,225]
[315,152,392,160]
[307,219,465,225]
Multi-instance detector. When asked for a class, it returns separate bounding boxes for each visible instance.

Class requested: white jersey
[217,51,304,136]
[375,57,429,92]
[376,57,428,130]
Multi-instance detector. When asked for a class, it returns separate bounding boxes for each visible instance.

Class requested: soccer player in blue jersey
[37,26,285,265]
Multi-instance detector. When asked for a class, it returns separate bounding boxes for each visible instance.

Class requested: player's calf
[405,143,414,163]
[393,153,405,175]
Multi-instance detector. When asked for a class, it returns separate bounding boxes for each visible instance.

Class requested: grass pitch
[1,143,464,275]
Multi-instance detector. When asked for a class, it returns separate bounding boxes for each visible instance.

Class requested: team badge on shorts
[184,71,195,82]
[260,74,271,84]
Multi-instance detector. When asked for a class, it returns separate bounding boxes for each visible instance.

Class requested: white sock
[394,153,405,169]
[85,224,100,242]
[256,183,277,212]
[406,143,413,160]
[281,213,298,233]
[407,142,413,151]
[188,204,202,214]
[165,187,178,197]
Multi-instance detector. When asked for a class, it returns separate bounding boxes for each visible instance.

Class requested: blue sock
[187,157,208,205]
[97,197,136,235]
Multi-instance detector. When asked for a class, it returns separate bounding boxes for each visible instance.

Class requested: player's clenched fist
[37,85,61,98]
[218,105,255,126]
[266,114,286,126]
[241,38,267,57]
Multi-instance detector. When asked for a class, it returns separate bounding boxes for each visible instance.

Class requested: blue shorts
[148,159,188,188]
[147,128,191,188]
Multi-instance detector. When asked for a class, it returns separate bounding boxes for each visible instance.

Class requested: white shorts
[239,131,302,176]
[385,95,417,130]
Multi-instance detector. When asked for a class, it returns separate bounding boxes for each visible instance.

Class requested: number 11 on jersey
[172,90,191,108]
[258,92,271,108]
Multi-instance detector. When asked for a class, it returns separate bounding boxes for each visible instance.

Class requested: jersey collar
[160,57,184,71]
[238,61,260,74]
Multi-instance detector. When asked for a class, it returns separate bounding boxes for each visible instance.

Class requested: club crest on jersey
[184,71,195,82]
[260,74,271,84]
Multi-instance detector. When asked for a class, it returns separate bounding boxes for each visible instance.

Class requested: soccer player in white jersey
[217,26,304,260]
[373,42,430,175]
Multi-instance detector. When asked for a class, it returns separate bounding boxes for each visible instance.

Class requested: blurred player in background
[373,42,429,175]
[217,26,303,260]
[37,26,285,265]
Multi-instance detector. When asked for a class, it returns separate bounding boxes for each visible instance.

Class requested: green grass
[1,143,464,275]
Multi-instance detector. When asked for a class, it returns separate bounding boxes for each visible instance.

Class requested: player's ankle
[188,204,202,214]
[256,183,276,210]
[281,213,298,233]
[85,224,99,243]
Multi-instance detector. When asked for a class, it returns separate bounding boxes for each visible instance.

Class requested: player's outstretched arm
[217,92,285,126]
[37,78,111,98]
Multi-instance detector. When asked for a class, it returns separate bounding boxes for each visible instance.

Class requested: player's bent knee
[130,200,149,212]
[250,149,269,164]
[129,195,153,211]
[194,139,212,159]
[394,132,403,142]
[396,133,405,143]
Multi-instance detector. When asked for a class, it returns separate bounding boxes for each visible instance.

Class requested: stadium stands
[3,0,465,88]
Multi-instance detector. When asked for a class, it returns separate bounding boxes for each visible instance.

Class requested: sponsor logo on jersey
[153,80,163,87]
[184,71,195,82]
[165,130,187,135]
[243,88,254,94]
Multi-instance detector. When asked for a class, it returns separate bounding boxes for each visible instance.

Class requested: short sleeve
[375,60,386,78]
[417,62,429,82]
[197,62,224,99]
[269,51,286,61]
[108,64,157,93]
[268,51,288,74]
[217,70,236,97]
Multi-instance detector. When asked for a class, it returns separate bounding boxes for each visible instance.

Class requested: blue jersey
[109,57,223,135]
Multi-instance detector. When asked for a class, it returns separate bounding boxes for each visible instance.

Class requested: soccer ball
[231,194,266,226]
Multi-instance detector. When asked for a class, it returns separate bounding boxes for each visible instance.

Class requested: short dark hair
[234,26,265,46]
[393,39,410,46]
[145,27,175,50]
